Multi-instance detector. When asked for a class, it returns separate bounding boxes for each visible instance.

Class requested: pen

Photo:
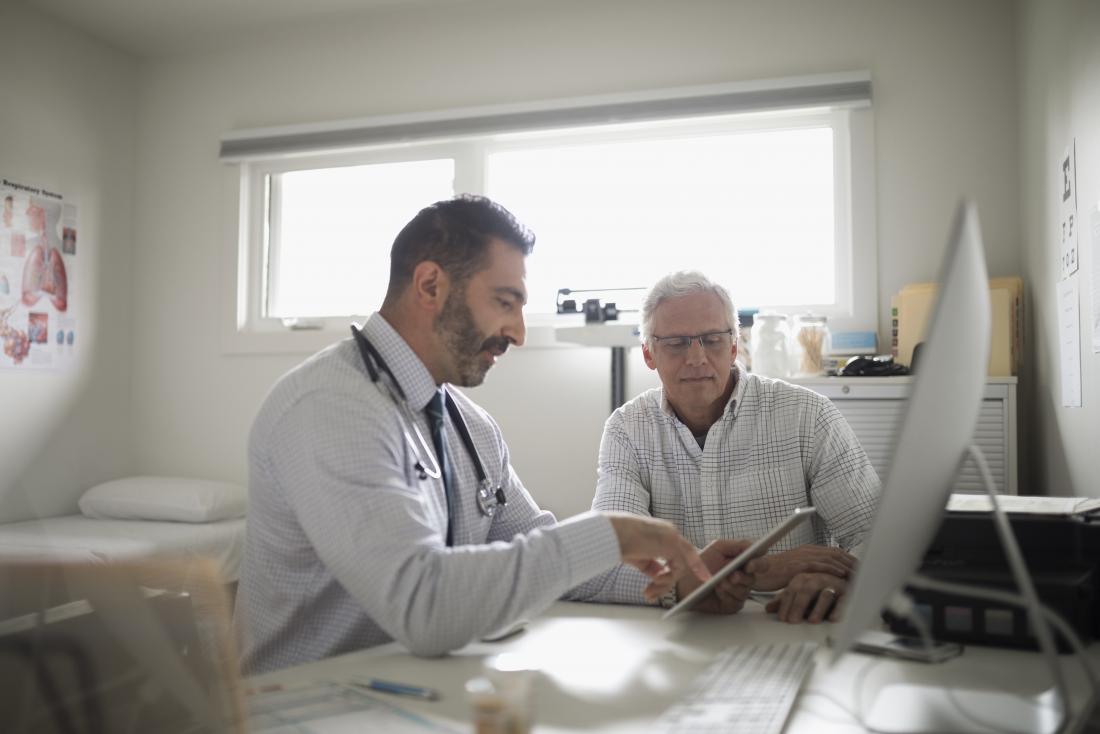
[350,678,441,701]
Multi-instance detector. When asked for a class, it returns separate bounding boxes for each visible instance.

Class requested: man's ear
[410,261,449,313]
[642,341,657,370]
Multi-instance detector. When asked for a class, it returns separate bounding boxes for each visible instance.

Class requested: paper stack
[894,276,1022,376]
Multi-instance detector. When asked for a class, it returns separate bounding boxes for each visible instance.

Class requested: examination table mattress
[0,515,246,582]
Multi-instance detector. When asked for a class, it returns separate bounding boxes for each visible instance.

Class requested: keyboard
[654,641,818,734]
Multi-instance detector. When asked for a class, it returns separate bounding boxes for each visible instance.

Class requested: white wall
[0,5,138,523]
[1018,0,1100,497]
[128,0,1023,519]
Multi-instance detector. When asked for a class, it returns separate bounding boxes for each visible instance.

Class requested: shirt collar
[362,312,441,413]
[659,361,746,422]
[727,362,747,416]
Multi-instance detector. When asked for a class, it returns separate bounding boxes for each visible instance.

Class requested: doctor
[236,195,715,674]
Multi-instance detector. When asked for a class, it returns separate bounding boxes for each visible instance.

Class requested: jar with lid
[790,314,831,377]
[750,313,791,378]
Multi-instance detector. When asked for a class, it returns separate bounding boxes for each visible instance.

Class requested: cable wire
[907,574,1099,724]
[968,444,1074,732]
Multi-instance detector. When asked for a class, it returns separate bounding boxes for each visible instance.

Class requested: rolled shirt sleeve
[570,415,663,606]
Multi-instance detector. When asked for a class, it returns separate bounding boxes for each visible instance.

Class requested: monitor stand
[865,685,1060,734]
[858,444,1090,734]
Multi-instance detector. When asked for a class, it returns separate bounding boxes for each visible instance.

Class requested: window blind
[219,71,871,162]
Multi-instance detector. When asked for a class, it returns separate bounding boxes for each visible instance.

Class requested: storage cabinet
[791,376,1017,495]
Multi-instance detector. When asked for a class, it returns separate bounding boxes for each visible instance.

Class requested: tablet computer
[662,506,817,620]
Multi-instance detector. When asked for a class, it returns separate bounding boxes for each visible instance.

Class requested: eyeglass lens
[657,331,732,353]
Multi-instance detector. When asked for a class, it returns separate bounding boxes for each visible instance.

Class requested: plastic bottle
[750,313,791,378]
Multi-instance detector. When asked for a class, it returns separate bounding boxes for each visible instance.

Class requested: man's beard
[434,287,511,387]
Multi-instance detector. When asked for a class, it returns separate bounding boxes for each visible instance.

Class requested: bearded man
[236,196,715,673]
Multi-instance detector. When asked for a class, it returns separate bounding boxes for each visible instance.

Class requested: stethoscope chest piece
[476,480,507,517]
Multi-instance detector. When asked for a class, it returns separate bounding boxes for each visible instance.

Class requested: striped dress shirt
[577,365,879,605]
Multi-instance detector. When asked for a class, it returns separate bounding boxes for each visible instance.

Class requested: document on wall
[0,176,79,371]
[1092,208,1100,353]
[1057,275,1082,407]
[1059,141,1079,280]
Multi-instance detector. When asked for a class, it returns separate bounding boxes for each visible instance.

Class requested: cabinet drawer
[794,377,1016,495]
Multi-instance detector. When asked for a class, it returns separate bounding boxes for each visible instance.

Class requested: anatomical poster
[0,177,77,370]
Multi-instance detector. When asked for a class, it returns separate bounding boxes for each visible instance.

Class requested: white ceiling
[18,0,449,58]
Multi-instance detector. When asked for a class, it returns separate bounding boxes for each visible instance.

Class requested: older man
[584,271,879,623]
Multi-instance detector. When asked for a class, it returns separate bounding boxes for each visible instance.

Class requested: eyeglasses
[650,329,734,355]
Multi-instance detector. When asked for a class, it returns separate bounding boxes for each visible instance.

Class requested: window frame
[223,142,473,353]
[480,107,866,329]
[221,100,876,355]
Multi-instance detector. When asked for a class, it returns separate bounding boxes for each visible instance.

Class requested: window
[485,113,841,316]
[268,158,454,319]
[223,74,875,352]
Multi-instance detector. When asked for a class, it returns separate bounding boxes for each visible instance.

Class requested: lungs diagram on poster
[0,177,77,370]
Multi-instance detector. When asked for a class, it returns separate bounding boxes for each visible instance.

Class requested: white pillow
[78,476,247,523]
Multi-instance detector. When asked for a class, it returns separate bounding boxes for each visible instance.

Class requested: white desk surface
[249,600,1098,733]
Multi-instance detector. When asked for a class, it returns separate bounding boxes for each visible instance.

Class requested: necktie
[425,389,455,546]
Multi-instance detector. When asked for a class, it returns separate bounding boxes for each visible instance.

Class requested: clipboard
[662,507,817,620]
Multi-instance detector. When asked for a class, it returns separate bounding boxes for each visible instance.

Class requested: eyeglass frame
[648,329,735,354]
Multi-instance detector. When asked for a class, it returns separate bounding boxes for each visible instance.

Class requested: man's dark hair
[386,195,534,298]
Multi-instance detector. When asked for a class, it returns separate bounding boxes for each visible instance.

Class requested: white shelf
[554,322,642,348]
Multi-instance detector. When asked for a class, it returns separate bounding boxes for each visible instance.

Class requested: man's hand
[675,538,768,615]
[752,544,856,591]
[605,513,712,602]
[765,572,848,624]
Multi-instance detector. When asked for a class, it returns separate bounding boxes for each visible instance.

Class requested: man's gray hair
[640,271,739,343]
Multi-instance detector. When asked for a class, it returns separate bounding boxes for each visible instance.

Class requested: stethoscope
[351,325,506,519]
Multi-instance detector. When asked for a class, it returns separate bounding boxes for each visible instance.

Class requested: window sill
[219,316,638,356]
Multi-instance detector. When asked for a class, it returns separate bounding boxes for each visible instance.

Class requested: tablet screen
[662,506,817,620]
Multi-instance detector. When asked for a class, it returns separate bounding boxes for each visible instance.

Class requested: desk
[250,600,1097,733]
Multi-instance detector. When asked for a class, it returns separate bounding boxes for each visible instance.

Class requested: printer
[886,495,1100,652]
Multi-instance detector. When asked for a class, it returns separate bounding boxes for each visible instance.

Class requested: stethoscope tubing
[350,325,504,516]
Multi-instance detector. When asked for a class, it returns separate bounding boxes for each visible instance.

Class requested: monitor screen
[831,200,992,660]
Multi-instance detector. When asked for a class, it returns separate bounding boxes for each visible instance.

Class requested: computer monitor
[832,199,992,657]
[827,202,1085,733]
